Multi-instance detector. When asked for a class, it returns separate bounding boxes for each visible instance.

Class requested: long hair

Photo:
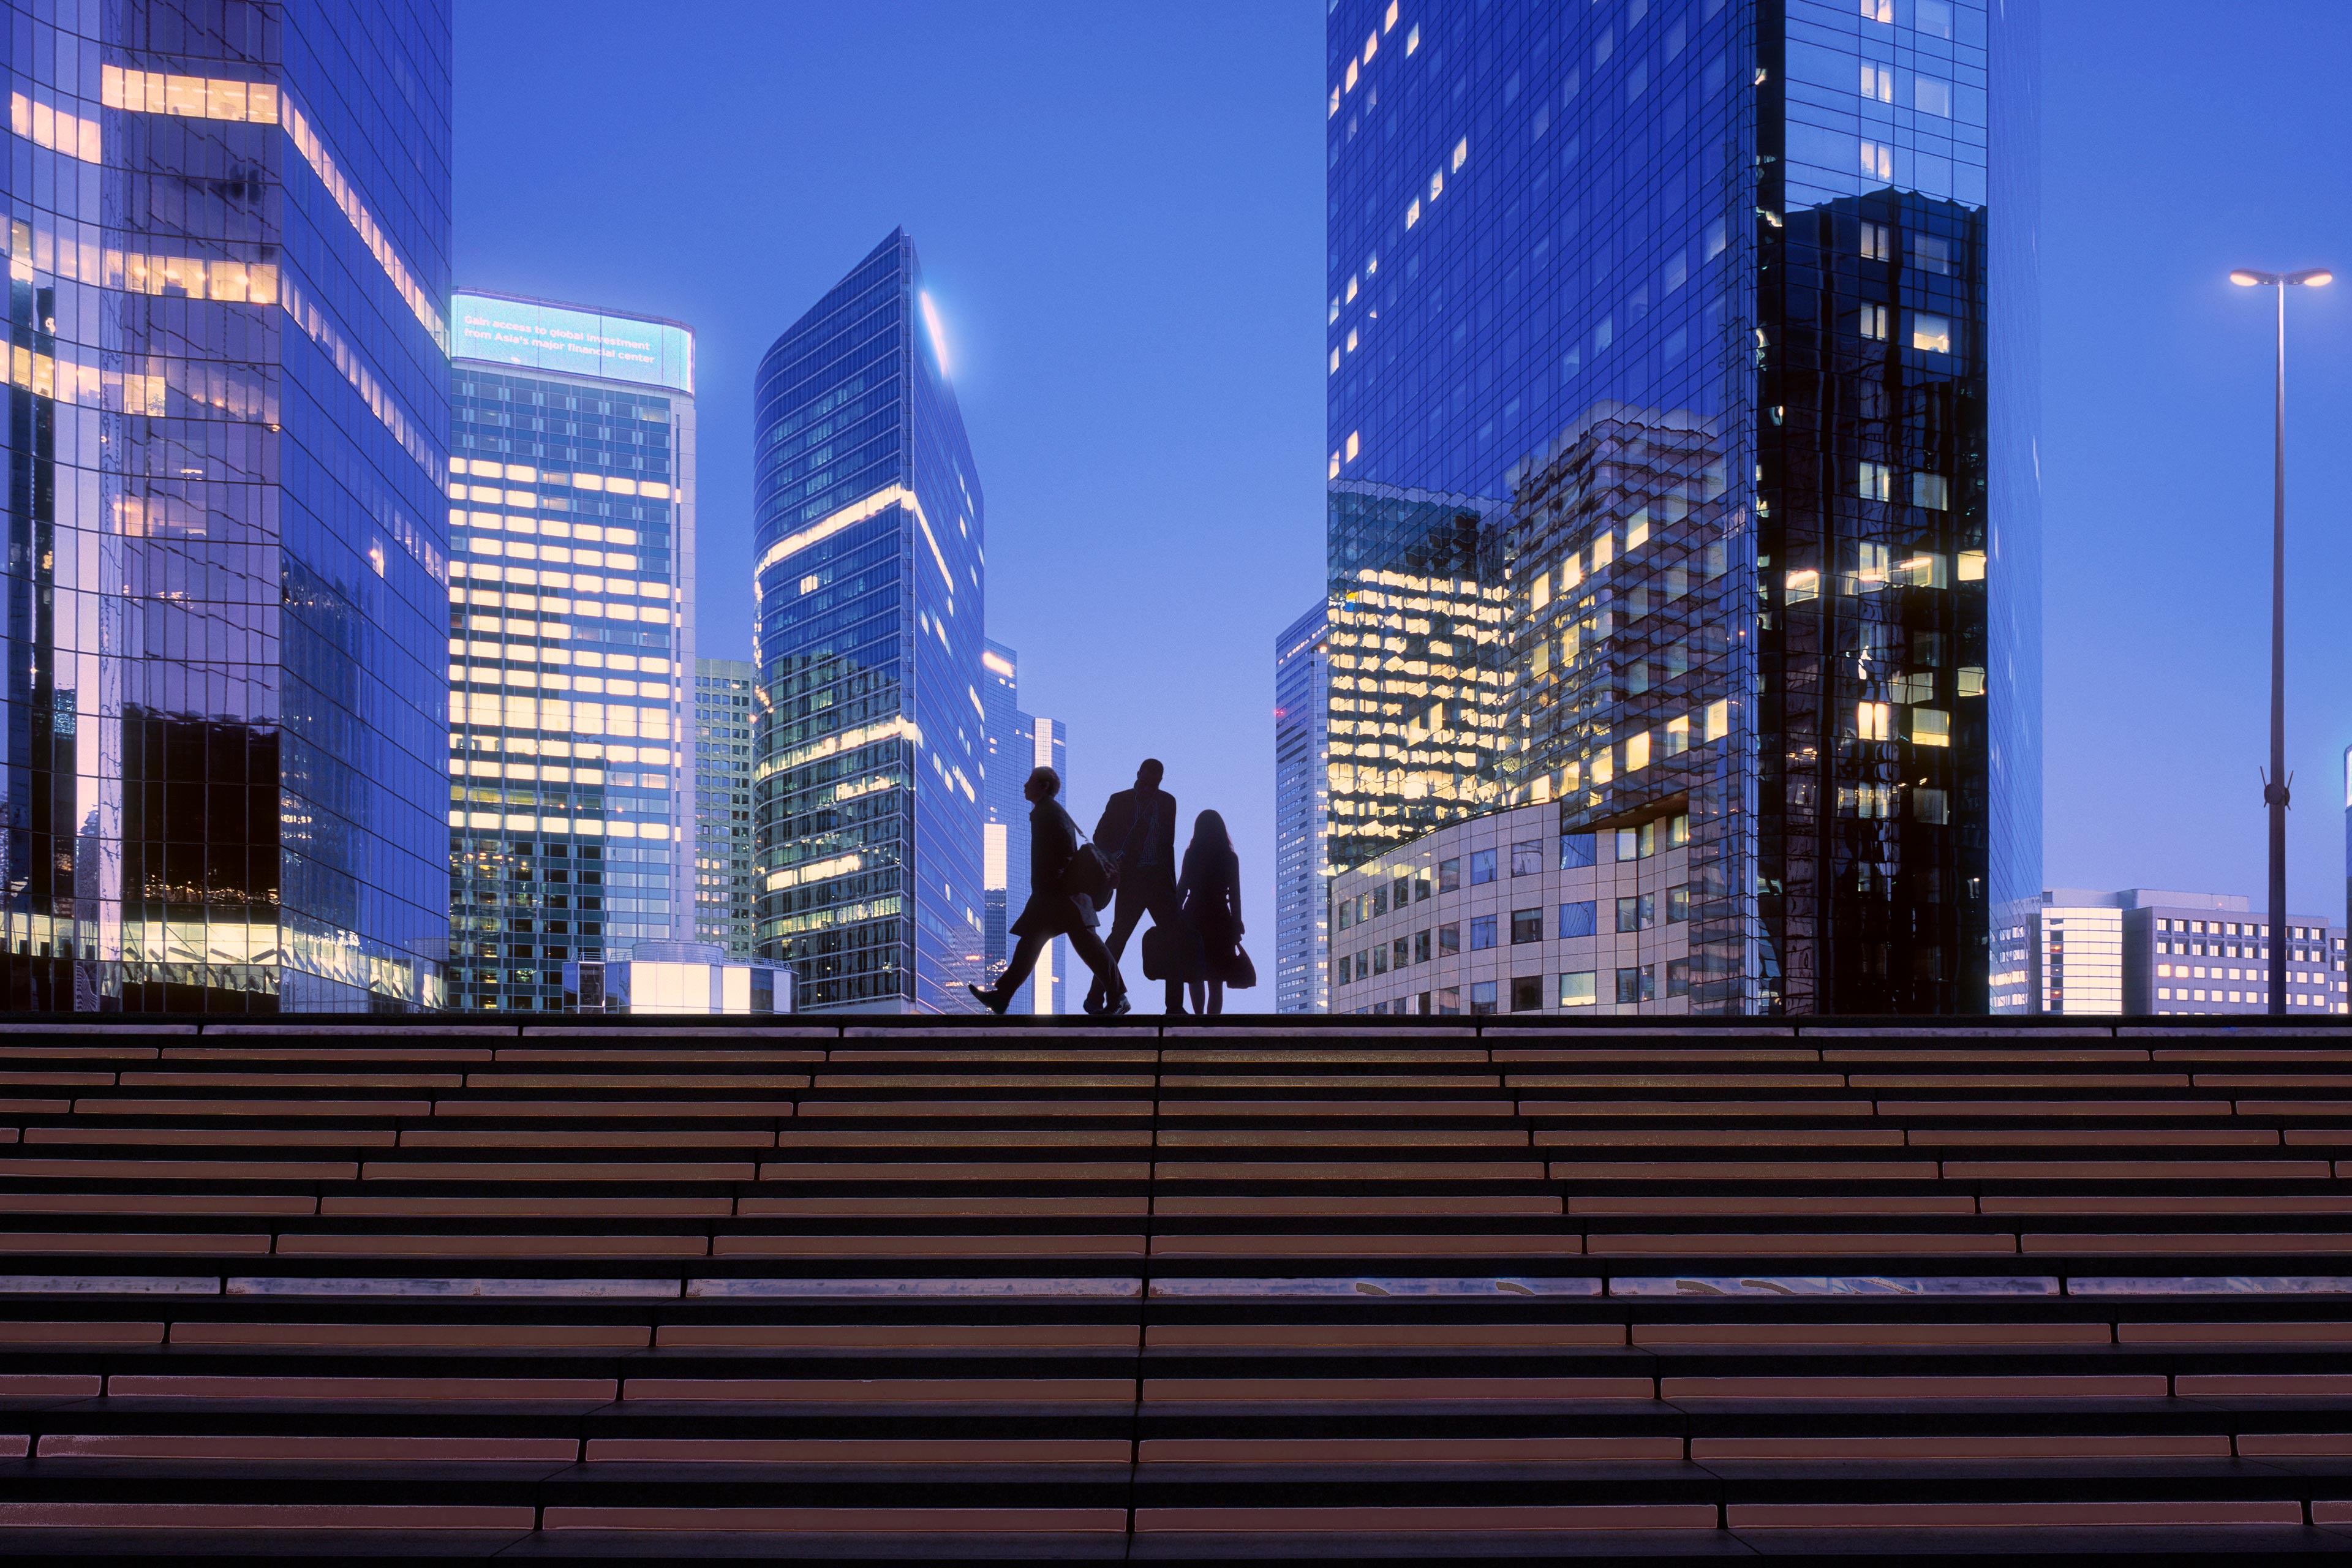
[1191,810,1232,856]
[1185,810,1236,889]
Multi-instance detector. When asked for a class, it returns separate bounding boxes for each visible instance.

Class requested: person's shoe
[1102,993,1133,1018]
[967,983,1009,1016]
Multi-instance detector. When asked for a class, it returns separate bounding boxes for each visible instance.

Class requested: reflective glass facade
[981,639,1067,1014]
[1326,0,2037,1014]
[1273,599,1332,1012]
[446,295,695,1012]
[753,232,987,1013]
[1,0,451,1011]
[695,657,755,957]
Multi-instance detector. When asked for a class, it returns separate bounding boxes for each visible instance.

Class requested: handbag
[1059,810,1115,903]
[1227,943,1258,990]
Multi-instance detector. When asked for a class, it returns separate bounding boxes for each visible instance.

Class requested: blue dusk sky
[454,2,2352,1006]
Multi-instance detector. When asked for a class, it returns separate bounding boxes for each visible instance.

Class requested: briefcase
[1142,921,1201,982]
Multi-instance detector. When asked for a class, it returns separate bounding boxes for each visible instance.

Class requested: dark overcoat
[1010,798,1100,937]
[1093,786,1178,880]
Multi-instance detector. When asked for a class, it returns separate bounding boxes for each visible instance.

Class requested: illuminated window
[1860,0,1892,21]
[1625,730,1651,771]
[1452,137,1468,170]
[1329,85,1341,118]
[1958,666,1986,697]
[10,90,101,161]
[1329,348,1341,374]
[1430,168,1444,200]
[1346,59,1359,91]
[1345,431,1360,462]
[107,252,279,305]
[102,66,279,124]
[1858,303,1890,341]
[1346,276,1359,303]
[1784,568,1819,605]
[1912,312,1953,353]
[1958,550,1986,581]
[1860,140,1893,181]
[1856,541,1889,588]
[1559,971,1596,1008]
[1912,708,1951,747]
[1665,714,1691,756]
[1861,221,1891,261]
[1406,24,1420,53]
[1346,329,1359,353]
[1363,29,1378,61]
[1911,472,1950,509]
[1860,63,1893,102]
[1406,198,1421,228]
[1857,701,1892,741]
[1858,461,1893,501]
[1385,0,1399,29]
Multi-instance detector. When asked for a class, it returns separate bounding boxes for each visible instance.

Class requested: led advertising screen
[452,293,694,394]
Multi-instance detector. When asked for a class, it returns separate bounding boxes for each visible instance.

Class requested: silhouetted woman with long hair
[1175,809,1244,1016]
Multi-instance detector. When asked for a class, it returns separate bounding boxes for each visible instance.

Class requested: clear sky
[453,2,2352,1009]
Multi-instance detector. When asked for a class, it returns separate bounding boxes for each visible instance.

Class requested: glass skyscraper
[1273,600,1333,1012]
[446,293,695,1011]
[753,232,989,1013]
[0,0,451,1010]
[1326,0,2038,1014]
[981,639,1068,1015]
[695,656,756,957]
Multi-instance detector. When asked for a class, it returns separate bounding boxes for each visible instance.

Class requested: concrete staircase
[0,1014,2345,1561]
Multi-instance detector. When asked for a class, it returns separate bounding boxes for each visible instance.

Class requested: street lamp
[2230,265,2331,1016]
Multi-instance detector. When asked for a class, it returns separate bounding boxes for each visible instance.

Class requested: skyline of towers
[0,0,453,1011]
[1321,0,2040,1014]
[752,232,990,1012]
[444,291,697,1011]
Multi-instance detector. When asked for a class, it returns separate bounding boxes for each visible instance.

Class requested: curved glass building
[752,232,987,1012]
[1325,0,2039,1014]
[0,0,452,1009]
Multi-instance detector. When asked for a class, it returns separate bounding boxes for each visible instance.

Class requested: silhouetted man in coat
[1086,758,1185,1015]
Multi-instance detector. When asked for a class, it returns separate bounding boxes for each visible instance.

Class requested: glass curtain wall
[1325,0,2033,1014]
[444,293,696,1011]
[752,231,987,1013]
[1,0,452,1011]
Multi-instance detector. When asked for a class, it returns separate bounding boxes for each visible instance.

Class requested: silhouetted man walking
[1087,758,1185,1015]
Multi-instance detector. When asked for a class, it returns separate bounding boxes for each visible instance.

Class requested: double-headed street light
[2230,265,2331,1016]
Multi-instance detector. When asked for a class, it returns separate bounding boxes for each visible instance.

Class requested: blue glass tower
[1,0,452,1009]
[753,233,988,1012]
[1326,0,2038,1014]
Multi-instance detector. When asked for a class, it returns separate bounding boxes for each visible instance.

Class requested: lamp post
[2230,266,2331,1016]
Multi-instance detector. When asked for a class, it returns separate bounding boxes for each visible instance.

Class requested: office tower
[1325,0,2038,1014]
[0,1,451,1011]
[753,232,987,1012]
[1992,888,2347,1017]
[1274,601,1335,1012]
[445,293,696,1011]
[981,640,1069,1014]
[695,657,757,956]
